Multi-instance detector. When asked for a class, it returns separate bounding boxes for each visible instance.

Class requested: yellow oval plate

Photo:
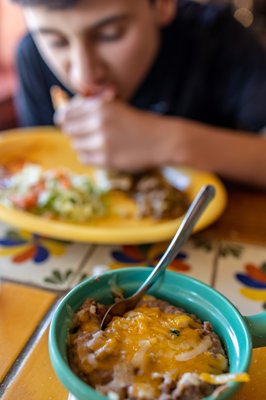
[0,127,227,244]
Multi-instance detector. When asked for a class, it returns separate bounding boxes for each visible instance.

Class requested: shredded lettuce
[0,164,106,222]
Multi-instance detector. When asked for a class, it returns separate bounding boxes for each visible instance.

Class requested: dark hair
[11,0,79,9]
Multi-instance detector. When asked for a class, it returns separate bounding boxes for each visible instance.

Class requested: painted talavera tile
[2,328,68,400]
[0,283,56,382]
[214,241,266,315]
[0,224,91,289]
[75,236,218,286]
[232,347,266,400]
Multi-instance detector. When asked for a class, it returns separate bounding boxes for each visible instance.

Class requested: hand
[54,93,174,171]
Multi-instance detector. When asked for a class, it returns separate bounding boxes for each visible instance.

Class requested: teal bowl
[49,267,266,400]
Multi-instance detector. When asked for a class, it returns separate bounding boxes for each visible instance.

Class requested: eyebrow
[32,14,131,36]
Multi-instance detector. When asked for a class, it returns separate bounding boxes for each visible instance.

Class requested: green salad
[0,164,106,222]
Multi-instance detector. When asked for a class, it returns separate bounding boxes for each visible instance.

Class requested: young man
[13,0,266,188]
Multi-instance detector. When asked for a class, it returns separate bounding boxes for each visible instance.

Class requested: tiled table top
[0,220,266,399]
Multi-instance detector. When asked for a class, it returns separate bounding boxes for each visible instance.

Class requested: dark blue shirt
[16,0,266,132]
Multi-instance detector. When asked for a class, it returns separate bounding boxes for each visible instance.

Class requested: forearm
[158,116,266,189]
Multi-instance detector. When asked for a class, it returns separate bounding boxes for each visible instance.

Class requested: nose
[69,42,108,94]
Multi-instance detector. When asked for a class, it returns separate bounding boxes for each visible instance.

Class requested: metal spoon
[100,184,215,329]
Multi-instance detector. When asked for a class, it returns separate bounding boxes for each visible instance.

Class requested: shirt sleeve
[15,34,71,127]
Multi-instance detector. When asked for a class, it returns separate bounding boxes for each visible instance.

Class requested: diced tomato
[11,193,38,209]
[59,175,71,189]
[33,179,46,193]
[49,169,71,189]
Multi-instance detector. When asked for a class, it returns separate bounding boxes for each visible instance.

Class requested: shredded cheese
[69,296,230,398]
[200,372,250,385]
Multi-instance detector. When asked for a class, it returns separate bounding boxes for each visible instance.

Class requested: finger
[55,89,115,125]
[54,96,102,126]
[77,151,106,167]
[72,134,105,152]
[62,115,103,137]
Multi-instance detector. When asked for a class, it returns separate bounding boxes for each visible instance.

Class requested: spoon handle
[135,184,215,297]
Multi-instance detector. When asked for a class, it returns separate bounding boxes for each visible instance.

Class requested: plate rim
[0,128,227,244]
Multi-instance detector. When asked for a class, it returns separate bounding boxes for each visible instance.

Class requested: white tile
[0,224,91,289]
[77,236,217,286]
[215,241,266,315]
[72,244,119,284]
[184,237,218,284]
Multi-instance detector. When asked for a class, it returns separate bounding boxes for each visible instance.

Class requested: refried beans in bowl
[68,295,229,400]
[49,268,256,400]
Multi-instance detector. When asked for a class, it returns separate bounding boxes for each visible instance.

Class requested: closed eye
[93,25,126,43]
[48,38,69,48]
[33,29,69,49]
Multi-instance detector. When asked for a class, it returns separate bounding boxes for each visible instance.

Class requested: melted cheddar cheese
[69,296,228,399]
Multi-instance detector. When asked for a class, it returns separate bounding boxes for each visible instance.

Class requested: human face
[24,0,175,100]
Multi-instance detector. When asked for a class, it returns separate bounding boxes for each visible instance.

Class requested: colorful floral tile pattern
[0,230,69,264]
[109,243,191,271]
[0,219,266,400]
[0,223,92,289]
[0,220,266,315]
[74,236,218,286]
[236,261,266,308]
[215,241,266,315]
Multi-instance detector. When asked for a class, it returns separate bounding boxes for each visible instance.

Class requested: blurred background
[0,0,265,132]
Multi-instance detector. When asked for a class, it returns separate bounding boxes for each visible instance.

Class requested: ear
[154,0,177,26]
